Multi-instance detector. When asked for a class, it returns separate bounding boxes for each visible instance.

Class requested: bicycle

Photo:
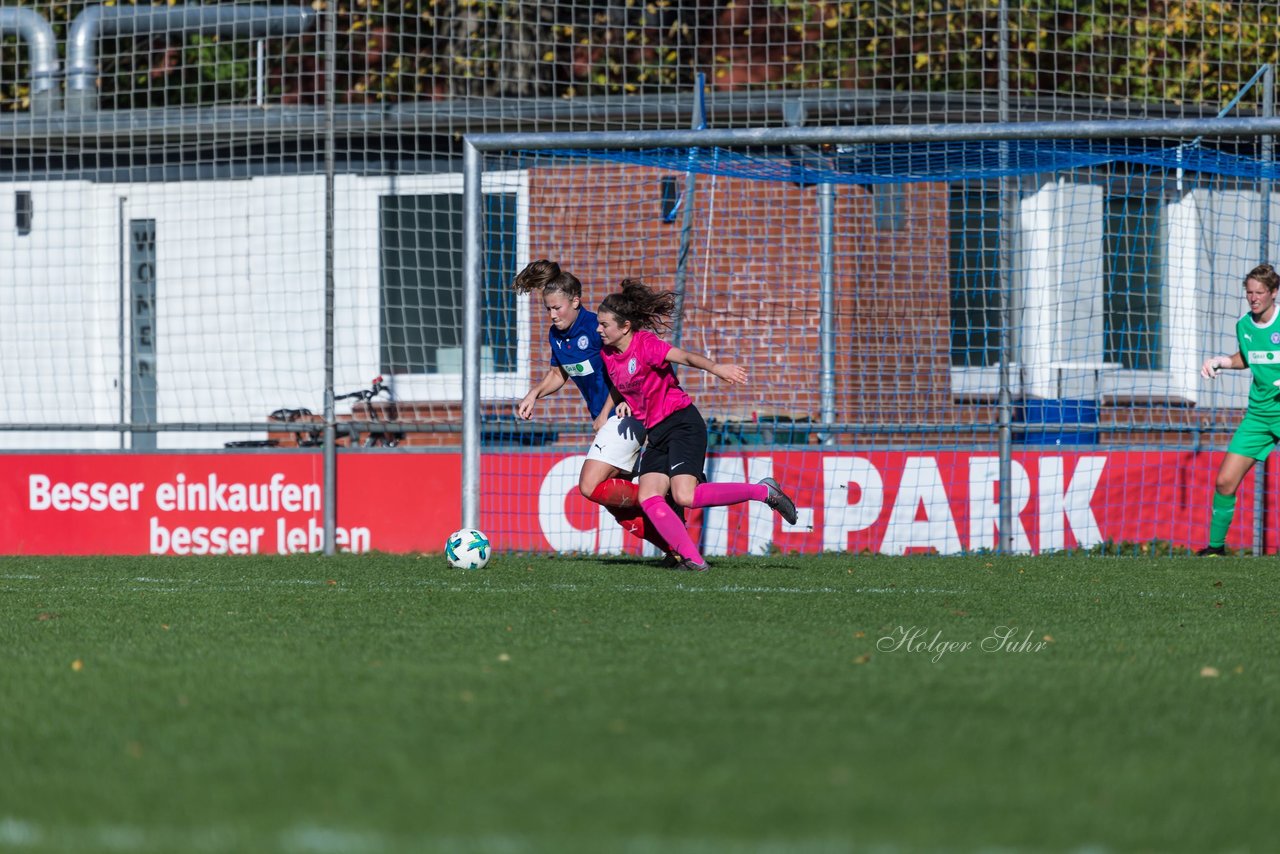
[262,376,400,448]
[334,375,400,447]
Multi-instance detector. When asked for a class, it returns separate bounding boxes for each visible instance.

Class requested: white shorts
[585,414,645,473]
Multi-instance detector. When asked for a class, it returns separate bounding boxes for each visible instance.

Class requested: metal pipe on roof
[0,7,61,114]
[0,87,1246,149]
[65,4,318,113]
[467,116,1280,151]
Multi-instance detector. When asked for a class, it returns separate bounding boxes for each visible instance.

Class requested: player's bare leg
[582,460,680,559]
[579,459,625,502]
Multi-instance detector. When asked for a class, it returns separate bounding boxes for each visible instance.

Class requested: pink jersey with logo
[602,329,693,429]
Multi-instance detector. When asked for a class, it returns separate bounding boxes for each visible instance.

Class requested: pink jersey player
[600,328,692,429]
[598,278,799,571]
[513,260,687,562]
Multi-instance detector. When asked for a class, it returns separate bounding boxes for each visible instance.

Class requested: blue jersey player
[514,260,674,556]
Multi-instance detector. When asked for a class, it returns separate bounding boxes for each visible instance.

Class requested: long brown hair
[513,259,583,299]
[598,278,677,333]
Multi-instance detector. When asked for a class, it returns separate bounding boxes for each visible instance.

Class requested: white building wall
[1192,188,1267,411]
[118,177,329,448]
[2,172,1269,449]
[1165,192,1203,404]
[1014,180,1104,400]
[0,172,529,449]
[958,182,1270,405]
[0,181,119,448]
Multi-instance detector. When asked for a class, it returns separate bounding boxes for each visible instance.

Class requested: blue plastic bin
[1013,399,1098,445]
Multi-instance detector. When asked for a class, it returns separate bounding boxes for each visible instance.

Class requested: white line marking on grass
[0,817,40,845]
[6,572,1196,605]
[672,584,967,595]
[673,583,844,594]
[280,825,385,853]
[0,573,40,580]
[0,817,945,854]
[96,824,148,851]
[0,818,254,853]
[416,579,969,596]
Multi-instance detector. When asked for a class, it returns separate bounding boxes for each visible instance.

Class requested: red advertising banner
[0,453,459,556]
[0,449,1267,556]
[482,449,1259,556]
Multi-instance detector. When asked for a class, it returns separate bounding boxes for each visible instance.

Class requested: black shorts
[638,404,707,481]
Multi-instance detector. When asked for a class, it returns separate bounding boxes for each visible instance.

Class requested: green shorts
[1227,409,1280,461]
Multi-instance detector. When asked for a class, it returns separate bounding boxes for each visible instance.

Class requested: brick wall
[389,162,1225,450]
[514,162,1008,442]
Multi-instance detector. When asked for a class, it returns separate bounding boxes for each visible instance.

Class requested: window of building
[1103,195,1164,371]
[949,185,1003,368]
[379,191,518,376]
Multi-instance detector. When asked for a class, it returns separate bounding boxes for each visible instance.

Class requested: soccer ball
[446,528,491,570]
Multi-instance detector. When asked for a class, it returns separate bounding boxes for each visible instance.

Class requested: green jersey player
[1198,262,1280,556]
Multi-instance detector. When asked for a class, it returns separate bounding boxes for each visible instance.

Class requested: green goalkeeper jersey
[1237,310,1280,416]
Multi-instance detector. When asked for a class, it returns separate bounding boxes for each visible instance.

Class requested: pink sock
[640,496,702,562]
[690,482,767,509]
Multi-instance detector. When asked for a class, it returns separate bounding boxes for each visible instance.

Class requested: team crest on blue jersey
[577,334,590,350]
[628,357,638,375]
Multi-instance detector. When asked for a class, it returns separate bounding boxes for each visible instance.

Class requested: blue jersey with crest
[549,308,612,419]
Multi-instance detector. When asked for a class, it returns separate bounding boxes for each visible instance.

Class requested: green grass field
[2,552,1277,853]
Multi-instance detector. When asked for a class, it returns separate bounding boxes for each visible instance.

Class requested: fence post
[1254,65,1274,556]
[322,0,338,556]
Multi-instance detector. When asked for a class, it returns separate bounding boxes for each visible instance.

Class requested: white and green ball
[446,528,491,570]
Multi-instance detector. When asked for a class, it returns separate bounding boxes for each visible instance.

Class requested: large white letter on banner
[823,457,884,552]
[881,457,963,555]
[1039,455,1106,551]
[538,455,596,554]
[968,456,1032,554]
[703,455,779,556]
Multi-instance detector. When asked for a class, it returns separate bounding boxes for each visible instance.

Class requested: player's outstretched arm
[1201,352,1244,379]
[665,346,748,385]
[594,384,630,431]
[517,367,569,419]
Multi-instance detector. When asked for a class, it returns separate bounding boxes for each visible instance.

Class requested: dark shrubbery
[2,1,1277,110]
